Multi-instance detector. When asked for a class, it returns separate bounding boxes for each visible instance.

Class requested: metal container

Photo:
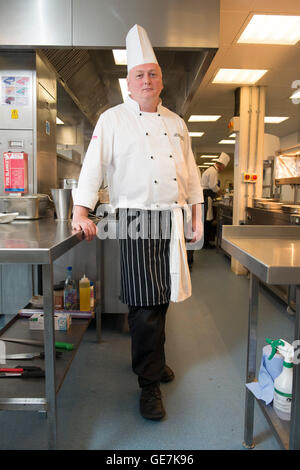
[51,188,73,220]
[0,194,49,219]
[281,205,300,215]
[60,178,78,189]
[252,198,277,208]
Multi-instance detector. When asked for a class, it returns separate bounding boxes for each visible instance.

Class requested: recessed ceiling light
[203,162,215,165]
[189,132,204,137]
[113,49,127,65]
[264,116,289,124]
[56,117,64,125]
[188,115,221,122]
[290,89,300,100]
[219,140,236,144]
[237,15,300,45]
[118,78,129,101]
[213,68,267,84]
[200,155,219,158]
[229,133,236,138]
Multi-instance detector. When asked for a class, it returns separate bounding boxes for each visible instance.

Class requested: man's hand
[190,204,203,243]
[72,205,97,242]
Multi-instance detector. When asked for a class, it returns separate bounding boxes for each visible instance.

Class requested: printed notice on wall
[1,76,31,106]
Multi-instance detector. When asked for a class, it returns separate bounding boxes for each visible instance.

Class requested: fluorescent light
[188,115,221,122]
[56,117,64,125]
[113,49,127,65]
[213,68,267,84]
[264,116,289,124]
[189,132,204,137]
[203,162,216,165]
[238,15,300,45]
[119,78,129,101]
[219,140,236,144]
[229,133,236,138]
[290,89,300,100]
[200,155,219,158]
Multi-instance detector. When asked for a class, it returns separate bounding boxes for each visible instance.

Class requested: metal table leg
[289,285,300,450]
[42,262,57,450]
[243,273,259,449]
[96,237,102,342]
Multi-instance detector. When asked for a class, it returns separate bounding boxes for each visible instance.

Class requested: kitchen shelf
[0,314,91,410]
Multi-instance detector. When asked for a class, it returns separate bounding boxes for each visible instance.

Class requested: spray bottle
[266,338,294,421]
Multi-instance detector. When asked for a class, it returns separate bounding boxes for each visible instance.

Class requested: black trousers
[128,302,169,388]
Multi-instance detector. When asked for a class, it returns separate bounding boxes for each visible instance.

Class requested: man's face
[127,63,163,103]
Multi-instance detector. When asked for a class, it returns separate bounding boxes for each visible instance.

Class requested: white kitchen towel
[170,208,192,302]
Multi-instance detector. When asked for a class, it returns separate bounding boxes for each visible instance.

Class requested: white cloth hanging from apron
[170,208,191,302]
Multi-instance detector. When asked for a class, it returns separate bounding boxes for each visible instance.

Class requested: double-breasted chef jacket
[72,96,204,302]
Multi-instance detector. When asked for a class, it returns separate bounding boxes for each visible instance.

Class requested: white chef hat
[126,24,158,72]
[216,152,230,167]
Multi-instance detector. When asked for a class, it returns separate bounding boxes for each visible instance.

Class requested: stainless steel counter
[0,218,83,264]
[221,225,300,450]
[222,225,300,284]
[0,217,100,450]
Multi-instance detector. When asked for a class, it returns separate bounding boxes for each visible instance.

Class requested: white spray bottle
[266,338,294,421]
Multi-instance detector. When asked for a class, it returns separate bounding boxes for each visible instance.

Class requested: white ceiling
[187,0,300,165]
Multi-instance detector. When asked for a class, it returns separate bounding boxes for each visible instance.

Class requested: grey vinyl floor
[0,248,295,450]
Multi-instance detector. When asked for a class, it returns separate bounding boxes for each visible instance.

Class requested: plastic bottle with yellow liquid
[79,274,91,311]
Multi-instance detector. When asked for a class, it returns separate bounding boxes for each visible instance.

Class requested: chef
[72,24,203,421]
[201,152,230,248]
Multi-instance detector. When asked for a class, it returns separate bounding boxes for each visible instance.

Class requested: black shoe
[160,365,175,383]
[140,383,166,420]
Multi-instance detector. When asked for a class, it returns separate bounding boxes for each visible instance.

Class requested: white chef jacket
[72,96,203,302]
[201,165,219,193]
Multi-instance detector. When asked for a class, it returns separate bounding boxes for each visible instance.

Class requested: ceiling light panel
[219,140,236,144]
[119,78,129,101]
[200,155,219,158]
[238,15,300,45]
[264,117,289,124]
[290,89,300,100]
[213,68,267,84]
[189,132,204,137]
[188,115,221,122]
[113,49,127,65]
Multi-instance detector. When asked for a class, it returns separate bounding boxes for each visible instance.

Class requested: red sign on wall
[3,152,28,193]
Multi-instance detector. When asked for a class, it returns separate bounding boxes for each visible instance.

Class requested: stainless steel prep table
[222,225,300,450]
[0,218,101,449]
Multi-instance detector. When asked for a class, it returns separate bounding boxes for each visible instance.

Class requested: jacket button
[154,180,158,184]
[150,156,154,159]
[139,113,142,116]
[175,201,178,204]
[169,155,173,158]
[173,178,177,181]
[164,133,167,136]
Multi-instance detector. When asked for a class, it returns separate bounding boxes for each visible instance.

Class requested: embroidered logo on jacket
[174,133,184,141]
